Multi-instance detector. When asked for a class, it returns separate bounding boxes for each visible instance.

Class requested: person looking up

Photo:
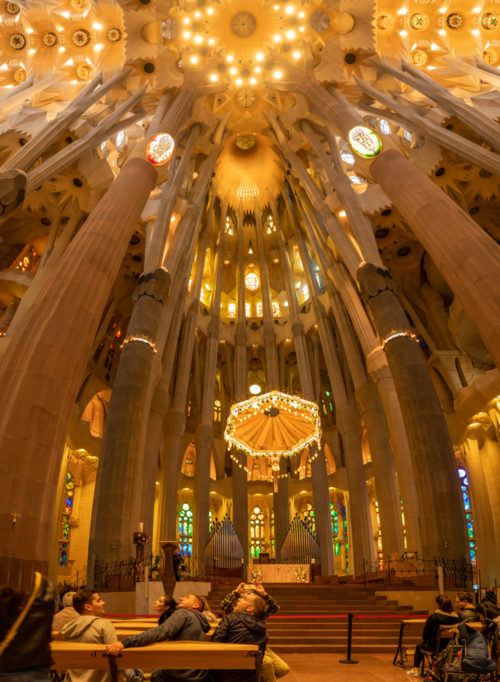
[106,593,210,682]
[455,593,477,623]
[211,592,268,682]
[61,588,141,682]
[154,594,177,625]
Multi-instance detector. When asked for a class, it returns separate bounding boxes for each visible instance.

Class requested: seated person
[410,594,459,673]
[220,582,278,618]
[211,591,268,682]
[53,591,78,631]
[61,588,140,682]
[154,594,177,625]
[480,587,500,621]
[457,608,496,675]
[199,596,217,623]
[455,592,477,622]
[106,593,210,682]
[219,583,288,680]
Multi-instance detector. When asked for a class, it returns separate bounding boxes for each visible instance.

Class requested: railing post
[339,613,358,665]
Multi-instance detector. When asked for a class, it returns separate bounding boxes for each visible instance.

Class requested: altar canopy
[224,390,322,468]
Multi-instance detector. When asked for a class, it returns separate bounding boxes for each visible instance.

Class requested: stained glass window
[272,301,280,317]
[213,399,221,422]
[245,272,259,292]
[227,302,236,319]
[178,502,193,556]
[303,504,315,533]
[250,506,265,557]
[330,502,341,556]
[458,467,477,565]
[245,302,251,318]
[59,472,75,566]
[374,500,383,561]
[256,302,263,318]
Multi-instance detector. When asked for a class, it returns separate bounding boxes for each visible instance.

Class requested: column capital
[133,267,171,304]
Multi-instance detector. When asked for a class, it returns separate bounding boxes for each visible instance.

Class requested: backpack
[458,622,496,673]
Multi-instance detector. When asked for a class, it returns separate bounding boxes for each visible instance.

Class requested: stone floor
[282,653,412,681]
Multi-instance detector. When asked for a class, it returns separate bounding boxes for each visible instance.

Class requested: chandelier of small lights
[224,390,322,487]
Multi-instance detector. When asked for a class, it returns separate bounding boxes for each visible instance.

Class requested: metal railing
[362,554,474,588]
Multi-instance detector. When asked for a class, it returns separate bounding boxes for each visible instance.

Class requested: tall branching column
[159,225,209,540]
[294,195,421,553]
[461,435,499,585]
[257,207,289,560]
[294,223,404,555]
[194,212,226,563]
[232,207,249,562]
[276,221,335,575]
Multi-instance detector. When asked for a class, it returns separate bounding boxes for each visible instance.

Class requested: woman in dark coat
[412,594,459,671]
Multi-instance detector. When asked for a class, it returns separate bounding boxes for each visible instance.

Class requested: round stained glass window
[146,133,175,166]
[245,271,259,291]
[347,126,382,159]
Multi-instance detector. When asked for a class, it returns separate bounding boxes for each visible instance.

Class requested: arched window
[227,302,236,319]
[458,467,477,565]
[330,501,341,556]
[213,399,221,423]
[256,302,263,318]
[272,301,280,317]
[59,472,75,566]
[249,506,266,557]
[303,503,315,533]
[374,500,383,561]
[178,503,193,556]
[245,302,251,318]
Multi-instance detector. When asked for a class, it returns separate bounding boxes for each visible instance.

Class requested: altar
[248,563,310,583]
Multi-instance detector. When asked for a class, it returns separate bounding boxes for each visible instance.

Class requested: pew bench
[50,640,262,681]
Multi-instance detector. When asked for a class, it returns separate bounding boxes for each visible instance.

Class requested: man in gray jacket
[61,589,139,682]
[106,593,210,682]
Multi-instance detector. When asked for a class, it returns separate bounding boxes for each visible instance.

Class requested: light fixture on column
[249,383,262,395]
[146,132,175,166]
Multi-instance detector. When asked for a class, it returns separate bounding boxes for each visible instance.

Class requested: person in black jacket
[410,594,459,674]
[0,573,55,681]
[211,592,268,682]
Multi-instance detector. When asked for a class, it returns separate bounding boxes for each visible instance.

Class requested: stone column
[276,226,336,575]
[294,223,404,556]
[232,207,249,562]
[369,150,500,369]
[461,435,499,586]
[90,268,170,564]
[160,224,210,540]
[193,215,226,562]
[256,207,289,559]
[0,85,195,588]
[357,264,467,560]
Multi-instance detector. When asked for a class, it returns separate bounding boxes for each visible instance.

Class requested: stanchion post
[339,613,358,664]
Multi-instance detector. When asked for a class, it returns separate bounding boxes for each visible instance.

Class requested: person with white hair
[53,591,78,631]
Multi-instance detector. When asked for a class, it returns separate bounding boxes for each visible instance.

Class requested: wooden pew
[50,640,262,681]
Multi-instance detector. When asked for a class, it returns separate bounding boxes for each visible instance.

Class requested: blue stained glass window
[458,467,476,565]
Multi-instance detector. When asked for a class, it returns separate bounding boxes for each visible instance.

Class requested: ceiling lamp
[249,384,262,395]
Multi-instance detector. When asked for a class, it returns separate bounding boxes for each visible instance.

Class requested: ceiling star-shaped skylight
[170,0,310,87]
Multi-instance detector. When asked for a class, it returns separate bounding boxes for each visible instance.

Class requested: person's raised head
[73,589,105,616]
[177,593,203,611]
[154,593,176,613]
[62,591,76,608]
[234,593,266,618]
[456,592,474,607]
[436,594,453,612]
